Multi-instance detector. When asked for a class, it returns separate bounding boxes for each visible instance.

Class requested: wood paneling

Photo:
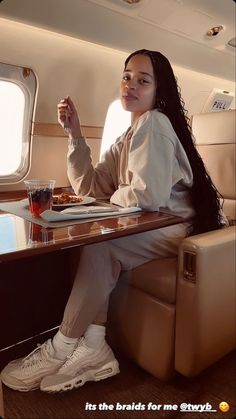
[0,251,72,354]
[32,122,103,139]
[0,187,66,201]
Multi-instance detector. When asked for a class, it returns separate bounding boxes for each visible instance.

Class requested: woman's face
[120,54,156,123]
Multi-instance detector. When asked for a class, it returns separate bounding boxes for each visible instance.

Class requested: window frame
[0,62,37,184]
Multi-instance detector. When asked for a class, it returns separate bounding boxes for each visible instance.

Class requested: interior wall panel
[0,17,235,191]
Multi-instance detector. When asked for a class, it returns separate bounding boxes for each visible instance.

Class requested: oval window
[0,63,37,184]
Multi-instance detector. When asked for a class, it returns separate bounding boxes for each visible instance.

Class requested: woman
[1,50,224,393]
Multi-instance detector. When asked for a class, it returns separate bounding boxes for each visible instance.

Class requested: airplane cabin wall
[0,18,235,192]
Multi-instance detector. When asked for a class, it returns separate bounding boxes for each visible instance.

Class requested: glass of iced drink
[24,180,55,217]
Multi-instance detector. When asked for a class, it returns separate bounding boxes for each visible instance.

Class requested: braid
[172,107,224,235]
[125,50,224,235]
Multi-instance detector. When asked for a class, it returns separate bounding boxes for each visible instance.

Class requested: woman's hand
[57,96,82,139]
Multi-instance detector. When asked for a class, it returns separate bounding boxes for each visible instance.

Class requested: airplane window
[100,99,131,160]
[0,81,24,175]
[0,63,37,184]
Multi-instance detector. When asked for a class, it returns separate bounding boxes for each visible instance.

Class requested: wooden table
[0,208,183,365]
[0,210,183,261]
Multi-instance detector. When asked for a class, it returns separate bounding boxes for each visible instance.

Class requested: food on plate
[53,193,83,205]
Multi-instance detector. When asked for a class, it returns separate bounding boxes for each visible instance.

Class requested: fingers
[57,96,76,113]
[57,97,72,123]
[57,106,69,125]
[57,97,82,138]
[57,98,70,113]
[66,96,76,111]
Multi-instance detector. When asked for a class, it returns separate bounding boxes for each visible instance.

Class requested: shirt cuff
[68,137,85,147]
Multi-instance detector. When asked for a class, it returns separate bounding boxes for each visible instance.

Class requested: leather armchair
[108,109,236,380]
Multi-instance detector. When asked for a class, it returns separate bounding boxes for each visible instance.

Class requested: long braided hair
[125,49,224,235]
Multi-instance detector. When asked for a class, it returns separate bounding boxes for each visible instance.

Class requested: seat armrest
[175,226,236,376]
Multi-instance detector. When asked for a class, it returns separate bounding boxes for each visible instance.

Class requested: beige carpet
[2,350,236,419]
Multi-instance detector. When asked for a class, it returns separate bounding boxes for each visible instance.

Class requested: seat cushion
[223,199,236,223]
[119,257,177,304]
[192,109,235,145]
[197,143,235,200]
[108,280,176,380]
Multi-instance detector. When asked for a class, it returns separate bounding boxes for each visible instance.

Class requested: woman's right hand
[57,96,82,139]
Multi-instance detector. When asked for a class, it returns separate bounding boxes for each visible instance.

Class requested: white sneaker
[1,340,64,391]
[40,338,120,393]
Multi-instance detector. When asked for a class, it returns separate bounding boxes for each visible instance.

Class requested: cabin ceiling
[0,0,235,81]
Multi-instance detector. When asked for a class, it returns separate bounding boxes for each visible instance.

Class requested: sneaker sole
[41,359,120,393]
[1,365,63,392]
[1,376,40,392]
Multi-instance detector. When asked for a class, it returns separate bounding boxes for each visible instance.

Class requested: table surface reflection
[0,210,183,261]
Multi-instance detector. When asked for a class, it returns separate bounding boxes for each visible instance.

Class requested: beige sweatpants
[60,222,189,338]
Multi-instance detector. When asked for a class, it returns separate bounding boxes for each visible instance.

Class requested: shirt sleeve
[67,137,119,200]
[110,111,189,211]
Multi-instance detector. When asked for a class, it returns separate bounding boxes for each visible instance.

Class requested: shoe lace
[61,337,86,369]
[21,341,51,369]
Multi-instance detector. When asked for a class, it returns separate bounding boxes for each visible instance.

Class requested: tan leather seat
[193,109,236,223]
[108,109,236,380]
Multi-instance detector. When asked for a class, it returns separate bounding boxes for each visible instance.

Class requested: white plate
[52,195,96,208]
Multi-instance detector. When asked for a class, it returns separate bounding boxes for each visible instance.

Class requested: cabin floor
[2,348,236,419]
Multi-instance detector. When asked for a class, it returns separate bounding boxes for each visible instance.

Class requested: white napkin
[41,206,142,222]
[61,205,120,214]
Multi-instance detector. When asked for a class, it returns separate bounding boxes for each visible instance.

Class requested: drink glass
[28,223,54,244]
[24,180,55,217]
